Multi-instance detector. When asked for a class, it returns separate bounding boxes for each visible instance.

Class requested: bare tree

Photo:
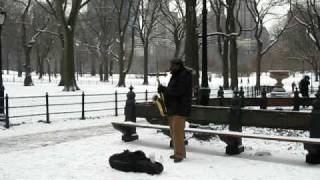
[159,0,185,58]
[226,0,241,89]
[209,0,229,88]
[1,0,24,76]
[34,0,65,86]
[14,0,50,86]
[285,23,320,81]
[288,1,320,81]
[85,1,118,82]
[113,0,140,87]
[209,0,241,89]
[290,0,320,50]
[55,0,90,91]
[35,34,55,79]
[34,0,90,91]
[246,0,290,88]
[32,3,56,80]
[136,0,161,85]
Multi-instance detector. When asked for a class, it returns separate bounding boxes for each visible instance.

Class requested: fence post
[222,89,244,155]
[239,87,244,98]
[46,92,50,123]
[81,91,85,120]
[251,86,254,97]
[121,85,138,142]
[5,94,9,128]
[254,86,257,97]
[239,87,245,107]
[145,89,148,102]
[293,88,300,111]
[115,90,118,116]
[304,89,320,164]
[260,88,267,109]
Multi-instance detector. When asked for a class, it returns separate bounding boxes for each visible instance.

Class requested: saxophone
[153,61,167,117]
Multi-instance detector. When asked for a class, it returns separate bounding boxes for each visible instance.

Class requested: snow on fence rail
[0,85,286,128]
[1,90,158,128]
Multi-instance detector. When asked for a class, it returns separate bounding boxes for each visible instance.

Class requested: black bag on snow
[109,150,163,175]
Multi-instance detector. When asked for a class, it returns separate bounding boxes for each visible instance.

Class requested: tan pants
[169,115,186,158]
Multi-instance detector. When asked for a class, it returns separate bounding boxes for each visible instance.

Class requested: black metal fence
[1,90,159,128]
[0,85,297,129]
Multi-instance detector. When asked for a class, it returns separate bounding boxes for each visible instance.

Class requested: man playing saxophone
[158,58,192,163]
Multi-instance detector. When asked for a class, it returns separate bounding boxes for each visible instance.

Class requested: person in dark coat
[158,58,192,163]
[299,76,310,97]
[291,82,296,93]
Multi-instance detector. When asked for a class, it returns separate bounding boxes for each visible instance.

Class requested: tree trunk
[223,38,229,89]
[314,67,319,82]
[103,54,109,82]
[6,51,9,74]
[227,0,238,90]
[17,45,23,77]
[143,41,149,85]
[174,33,181,58]
[117,36,126,87]
[62,29,79,91]
[215,11,229,89]
[314,61,319,82]
[24,47,34,86]
[256,55,262,88]
[79,60,83,77]
[185,0,199,90]
[90,52,96,76]
[39,61,44,79]
[110,58,113,76]
[36,54,40,75]
[17,57,23,77]
[54,58,57,78]
[38,54,44,79]
[47,61,51,83]
[58,34,65,86]
[255,40,263,88]
[230,37,238,90]
[99,62,103,81]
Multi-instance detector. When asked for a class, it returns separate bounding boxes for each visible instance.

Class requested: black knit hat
[170,58,183,66]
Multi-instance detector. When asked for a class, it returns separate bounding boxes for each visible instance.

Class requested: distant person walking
[299,76,310,97]
[291,82,296,93]
[158,58,192,163]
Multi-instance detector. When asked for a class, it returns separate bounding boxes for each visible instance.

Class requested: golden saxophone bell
[153,94,167,117]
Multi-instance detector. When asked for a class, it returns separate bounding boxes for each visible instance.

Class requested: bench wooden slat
[111,122,320,145]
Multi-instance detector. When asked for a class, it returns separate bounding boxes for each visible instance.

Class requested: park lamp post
[0,8,5,114]
[199,0,210,105]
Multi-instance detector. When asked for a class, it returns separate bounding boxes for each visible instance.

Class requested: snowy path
[0,124,115,154]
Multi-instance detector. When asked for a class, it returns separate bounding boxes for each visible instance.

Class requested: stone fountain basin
[269,70,290,97]
[269,70,290,80]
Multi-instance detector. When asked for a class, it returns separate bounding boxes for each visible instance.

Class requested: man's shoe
[170,155,186,159]
[174,157,183,163]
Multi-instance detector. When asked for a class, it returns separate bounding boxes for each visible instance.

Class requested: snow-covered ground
[0,72,319,180]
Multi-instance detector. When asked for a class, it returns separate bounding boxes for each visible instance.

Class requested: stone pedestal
[269,70,290,97]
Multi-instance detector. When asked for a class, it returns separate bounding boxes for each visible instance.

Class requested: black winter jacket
[162,67,192,116]
[299,78,310,97]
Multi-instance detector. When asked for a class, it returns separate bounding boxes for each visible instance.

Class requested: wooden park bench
[112,86,320,164]
[112,121,320,144]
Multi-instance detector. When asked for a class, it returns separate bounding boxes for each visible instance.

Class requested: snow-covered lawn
[0,72,319,180]
[0,120,319,180]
